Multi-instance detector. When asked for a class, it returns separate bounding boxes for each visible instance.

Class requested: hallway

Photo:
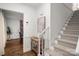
[5,39,36,56]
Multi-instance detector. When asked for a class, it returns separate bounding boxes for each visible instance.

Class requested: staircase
[45,10,79,56]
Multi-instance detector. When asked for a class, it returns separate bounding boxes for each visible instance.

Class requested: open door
[19,20,23,44]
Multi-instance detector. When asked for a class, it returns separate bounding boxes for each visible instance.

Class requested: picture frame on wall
[37,16,46,33]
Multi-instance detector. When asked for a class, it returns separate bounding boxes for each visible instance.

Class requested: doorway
[2,9,24,56]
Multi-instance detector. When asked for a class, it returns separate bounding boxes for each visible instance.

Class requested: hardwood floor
[4,39,36,56]
[23,51,36,56]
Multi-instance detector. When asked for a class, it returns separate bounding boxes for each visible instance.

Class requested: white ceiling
[3,10,23,20]
[2,3,43,20]
[22,3,43,8]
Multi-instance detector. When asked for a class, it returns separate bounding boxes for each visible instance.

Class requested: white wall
[0,3,73,55]
[6,18,20,39]
[3,15,7,42]
[37,4,51,28]
[3,10,23,40]
[0,3,37,52]
[0,9,6,55]
[51,3,73,45]
[36,4,51,49]
[64,3,73,11]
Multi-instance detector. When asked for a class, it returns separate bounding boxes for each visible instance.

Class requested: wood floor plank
[4,39,36,56]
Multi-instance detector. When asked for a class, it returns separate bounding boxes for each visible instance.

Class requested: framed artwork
[37,16,46,33]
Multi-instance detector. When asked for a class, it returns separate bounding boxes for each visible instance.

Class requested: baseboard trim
[1,55,5,56]
[7,38,20,40]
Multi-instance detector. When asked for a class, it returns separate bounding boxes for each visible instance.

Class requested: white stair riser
[64,29,79,32]
[69,19,79,22]
[55,48,71,56]
[68,24,79,26]
[64,31,79,35]
[58,41,76,49]
[61,35,78,42]
[66,26,79,30]
[72,16,79,18]
[68,22,79,24]
[54,47,75,56]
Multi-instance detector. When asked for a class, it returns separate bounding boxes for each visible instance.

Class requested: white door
[0,9,5,55]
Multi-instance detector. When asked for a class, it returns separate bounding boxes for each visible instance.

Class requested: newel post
[76,36,79,55]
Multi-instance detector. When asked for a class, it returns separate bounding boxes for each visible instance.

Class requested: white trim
[76,36,79,55]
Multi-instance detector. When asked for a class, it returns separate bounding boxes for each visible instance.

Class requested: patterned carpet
[4,39,36,56]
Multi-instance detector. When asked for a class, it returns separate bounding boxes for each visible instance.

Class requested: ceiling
[2,9,23,20]
[22,3,43,8]
[2,3,43,20]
